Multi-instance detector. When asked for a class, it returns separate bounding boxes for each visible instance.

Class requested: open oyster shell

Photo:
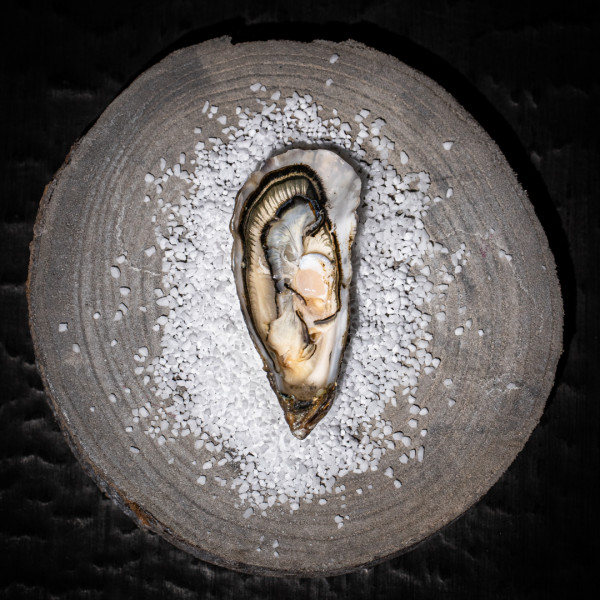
[231,149,361,439]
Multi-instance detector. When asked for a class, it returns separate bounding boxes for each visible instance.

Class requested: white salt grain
[129,89,463,517]
[110,266,120,279]
[72,343,80,353]
[329,54,339,63]
[119,287,131,297]
[145,246,156,257]
[325,78,333,87]
[59,323,68,332]
[443,141,454,150]
[455,327,464,336]
[130,446,140,454]
[478,329,484,336]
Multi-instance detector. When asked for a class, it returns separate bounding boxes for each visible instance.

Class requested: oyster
[231,149,361,439]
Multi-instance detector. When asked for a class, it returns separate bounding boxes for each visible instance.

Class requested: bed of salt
[107,84,469,520]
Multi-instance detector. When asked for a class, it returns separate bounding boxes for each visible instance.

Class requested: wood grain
[27,38,562,576]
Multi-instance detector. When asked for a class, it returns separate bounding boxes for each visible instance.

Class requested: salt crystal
[125,88,464,518]
[58,323,68,332]
[329,54,339,64]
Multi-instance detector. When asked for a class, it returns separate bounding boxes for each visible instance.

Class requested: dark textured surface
[1,1,598,598]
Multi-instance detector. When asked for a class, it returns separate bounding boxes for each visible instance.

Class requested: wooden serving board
[27,38,562,576]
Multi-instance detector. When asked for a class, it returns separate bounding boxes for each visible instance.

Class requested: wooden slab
[27,38,562,576]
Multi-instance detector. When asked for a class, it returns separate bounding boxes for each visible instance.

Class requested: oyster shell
[231,149,361,439]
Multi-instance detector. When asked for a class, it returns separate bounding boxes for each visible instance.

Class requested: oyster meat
[231,149,361,439]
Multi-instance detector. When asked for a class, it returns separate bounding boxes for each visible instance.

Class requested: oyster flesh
[231,149,361,439]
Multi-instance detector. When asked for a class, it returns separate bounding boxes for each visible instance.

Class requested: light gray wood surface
[28,38,562,576]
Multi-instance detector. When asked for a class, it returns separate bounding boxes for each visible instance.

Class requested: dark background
[1,1,598,598]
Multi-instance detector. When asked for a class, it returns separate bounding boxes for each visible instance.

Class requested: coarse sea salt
[112,87,467,519]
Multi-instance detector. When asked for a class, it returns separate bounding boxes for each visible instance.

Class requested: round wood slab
[28,38,562,576]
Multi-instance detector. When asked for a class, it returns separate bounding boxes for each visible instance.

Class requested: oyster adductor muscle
[231,149,361,439]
